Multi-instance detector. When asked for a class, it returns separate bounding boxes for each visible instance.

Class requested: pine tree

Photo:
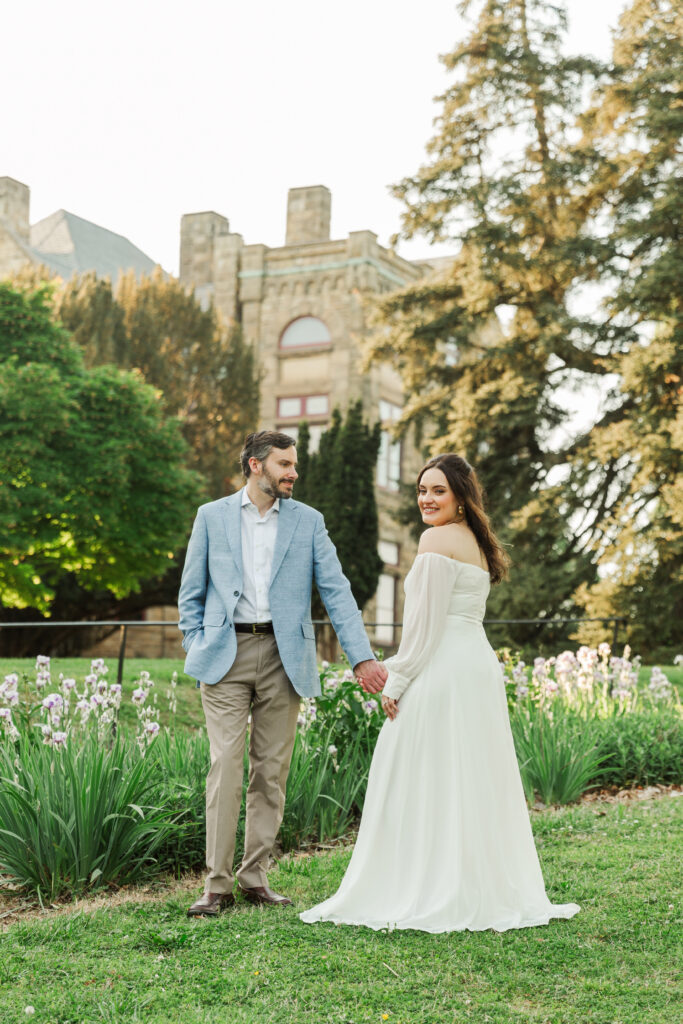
[571,0,682,658]
[294,403,384,615]
[367,0,607,642]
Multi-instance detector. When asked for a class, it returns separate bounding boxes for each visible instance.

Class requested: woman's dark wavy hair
[417,453,510,584]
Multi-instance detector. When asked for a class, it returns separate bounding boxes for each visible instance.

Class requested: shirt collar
[241,487,280,516]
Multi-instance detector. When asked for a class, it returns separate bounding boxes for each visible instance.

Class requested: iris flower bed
[500,645,682,804]
[0,647,680,899]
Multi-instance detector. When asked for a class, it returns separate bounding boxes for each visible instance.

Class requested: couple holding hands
[178,430,579,932]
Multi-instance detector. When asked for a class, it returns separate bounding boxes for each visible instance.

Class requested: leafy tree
[367,0,608,642]
[58,273,128,367]
[294,404,384,616]
[58,269,260,498]
[571,0,682,657]
[0,281,202,650]
[572,331,682,658]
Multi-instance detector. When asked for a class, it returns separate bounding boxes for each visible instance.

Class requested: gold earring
[457,505,464,516]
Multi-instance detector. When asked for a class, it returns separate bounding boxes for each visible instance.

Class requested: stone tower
[179,211,243,321]
[285,185,331,245]
[0,176,30,243]
[0,177,32,274]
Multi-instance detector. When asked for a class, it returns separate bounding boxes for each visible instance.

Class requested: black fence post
[116,625,128,688]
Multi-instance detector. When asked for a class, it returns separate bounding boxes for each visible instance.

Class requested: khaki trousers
[200,632,300,894]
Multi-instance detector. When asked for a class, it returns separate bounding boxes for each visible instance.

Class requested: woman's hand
[381,695,398,721]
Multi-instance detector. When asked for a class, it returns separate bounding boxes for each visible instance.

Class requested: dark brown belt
[234,622,274,635]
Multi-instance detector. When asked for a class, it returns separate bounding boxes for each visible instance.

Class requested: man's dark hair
[240,430,297,477]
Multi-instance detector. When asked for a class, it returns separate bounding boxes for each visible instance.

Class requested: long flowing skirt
[300,620,580,932]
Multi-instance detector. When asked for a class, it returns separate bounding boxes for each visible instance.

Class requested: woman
[300,454,580,933]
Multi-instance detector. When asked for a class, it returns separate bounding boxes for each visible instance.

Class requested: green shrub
[595,709,683,789]
[280,722,370,851]
[510,702,611,805]
[0,732,176,900]
[150,728,209,874]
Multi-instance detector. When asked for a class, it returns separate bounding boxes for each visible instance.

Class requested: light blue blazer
[177,489,374,696]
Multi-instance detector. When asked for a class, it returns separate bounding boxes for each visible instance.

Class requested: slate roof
[29,209,158,281]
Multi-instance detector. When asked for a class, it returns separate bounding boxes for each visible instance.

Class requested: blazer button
[233,590,239,597]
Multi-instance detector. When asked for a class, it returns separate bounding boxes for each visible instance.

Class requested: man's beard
[257,466,294,500]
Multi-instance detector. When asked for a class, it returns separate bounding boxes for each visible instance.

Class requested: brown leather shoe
[239,884,292,907]
[187,892,235,917]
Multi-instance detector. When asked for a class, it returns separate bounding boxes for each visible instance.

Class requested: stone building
[179,185,433,650]
[0,176,157,281]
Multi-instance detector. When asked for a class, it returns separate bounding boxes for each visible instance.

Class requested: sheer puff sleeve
[382,552,460,702]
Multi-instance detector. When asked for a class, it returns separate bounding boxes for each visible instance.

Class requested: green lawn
[0,657,203,731]
[1,795,681,1024]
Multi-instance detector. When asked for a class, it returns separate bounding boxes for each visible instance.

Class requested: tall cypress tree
[294,403,383,615]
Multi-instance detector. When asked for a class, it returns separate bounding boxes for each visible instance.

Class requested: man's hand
[353,659,387,694]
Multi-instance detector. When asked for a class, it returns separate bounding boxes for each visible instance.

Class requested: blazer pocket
[203,612,227,627]
[301,623,316,640]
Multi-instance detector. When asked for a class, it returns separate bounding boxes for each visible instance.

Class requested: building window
[377,400,402,491]
[283,422,326,453]
[374,573,396,646]
[277,394,329,419]
[280,316,331,349]
[378,540,400,565]
[306,394,328,416]
[278,397,303,418]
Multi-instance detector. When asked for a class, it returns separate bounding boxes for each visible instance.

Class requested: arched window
[279,316,331,349]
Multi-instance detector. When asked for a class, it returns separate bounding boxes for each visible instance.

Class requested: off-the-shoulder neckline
[415,551,490,574]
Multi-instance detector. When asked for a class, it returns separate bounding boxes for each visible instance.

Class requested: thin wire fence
[0,616,627,687]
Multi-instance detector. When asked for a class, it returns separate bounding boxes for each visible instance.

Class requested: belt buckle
[251,623,260,635]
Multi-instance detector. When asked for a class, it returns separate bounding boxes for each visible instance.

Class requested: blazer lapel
[270,499,301,585]
[222,491,243,579]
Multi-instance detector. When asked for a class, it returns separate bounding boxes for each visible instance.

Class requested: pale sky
[4,0,627,275]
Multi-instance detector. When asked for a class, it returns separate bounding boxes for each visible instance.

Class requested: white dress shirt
[233,488,280,623]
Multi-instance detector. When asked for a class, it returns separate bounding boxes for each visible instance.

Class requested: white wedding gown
[300,552,580,933]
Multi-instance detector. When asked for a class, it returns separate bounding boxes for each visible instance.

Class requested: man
[178,430,387,917]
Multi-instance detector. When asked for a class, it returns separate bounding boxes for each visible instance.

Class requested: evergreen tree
[571,0,682,658]
[367,0,607,641]
[294,404,384,615]
[58,273,128,367]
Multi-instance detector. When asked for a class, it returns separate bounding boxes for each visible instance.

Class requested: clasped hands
[353,659,386,694]
[353,660,399,720]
